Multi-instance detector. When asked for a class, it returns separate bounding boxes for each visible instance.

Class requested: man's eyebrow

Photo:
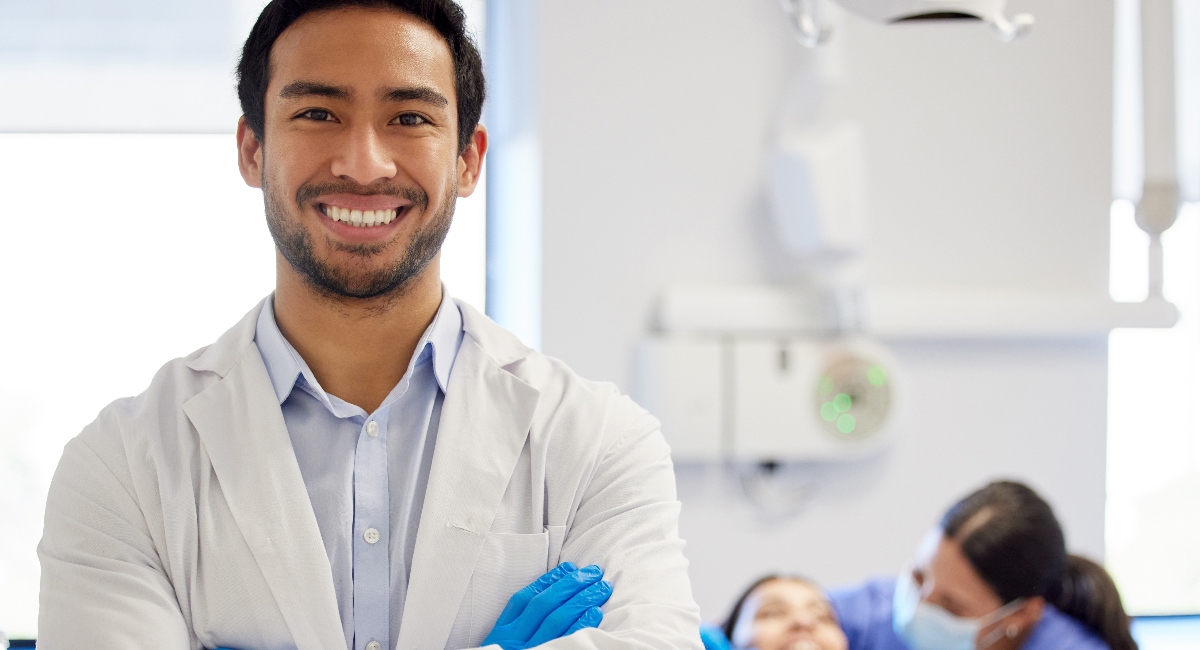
[381,86,449,107]
[279,81,352,99]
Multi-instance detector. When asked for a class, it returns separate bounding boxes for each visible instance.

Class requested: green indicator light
[833,393,852,412]
[820,402,839,421]
[867,365,887,387]
[837,414,856,434]
[817,376,835,397]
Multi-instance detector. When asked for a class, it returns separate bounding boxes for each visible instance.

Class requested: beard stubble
[263,174,456,301]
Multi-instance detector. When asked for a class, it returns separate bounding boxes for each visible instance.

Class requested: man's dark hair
[236,0,485,153]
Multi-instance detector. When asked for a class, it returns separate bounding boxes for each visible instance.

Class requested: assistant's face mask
[891,569,1025,650]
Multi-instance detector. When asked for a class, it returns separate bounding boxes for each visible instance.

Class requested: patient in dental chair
[703,575,850,650]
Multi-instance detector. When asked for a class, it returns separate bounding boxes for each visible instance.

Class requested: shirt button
[366,421,380,437]
[366,642,381,650]
[364,527,380,544]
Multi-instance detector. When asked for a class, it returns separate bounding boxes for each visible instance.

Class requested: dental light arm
[781,0,1034,47]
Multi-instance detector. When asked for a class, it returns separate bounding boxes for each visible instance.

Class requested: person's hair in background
[721,575,848,650]
[1051,556,1139,650]
[236,0,485,152]
[942,481,1137,650]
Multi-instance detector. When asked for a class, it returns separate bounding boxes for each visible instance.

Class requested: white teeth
[323,205,399,227]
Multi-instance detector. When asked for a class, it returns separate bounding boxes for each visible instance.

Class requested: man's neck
[272,253,444,413]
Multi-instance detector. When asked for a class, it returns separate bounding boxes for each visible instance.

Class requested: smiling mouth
[320,204,402,227]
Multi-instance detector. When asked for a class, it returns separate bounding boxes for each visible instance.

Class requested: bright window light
[1110,199,1151,302]
[0,132,485,638]
[1107,204,1200,615]
[1105,0,1200,616]
[444,164,488,312]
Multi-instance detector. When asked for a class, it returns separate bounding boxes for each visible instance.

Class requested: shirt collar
[255,298,304,405]
[254,286,463,406]
[427,288,463,392]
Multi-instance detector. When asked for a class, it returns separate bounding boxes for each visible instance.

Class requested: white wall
[535,0,1113,620]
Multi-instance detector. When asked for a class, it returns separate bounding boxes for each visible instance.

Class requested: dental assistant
[36,1,701,648]
[828,481,1137,650]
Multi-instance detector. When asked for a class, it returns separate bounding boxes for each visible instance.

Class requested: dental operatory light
[815,353,891,439]
[781,0,1034,46]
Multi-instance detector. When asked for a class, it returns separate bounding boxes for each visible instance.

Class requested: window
[1108,203,1200,615]
[1106,0,1200,616]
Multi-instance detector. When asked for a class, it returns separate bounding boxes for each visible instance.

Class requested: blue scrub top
[827,577,1110,650]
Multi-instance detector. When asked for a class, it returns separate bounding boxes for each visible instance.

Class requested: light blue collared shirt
[254,291,464,650]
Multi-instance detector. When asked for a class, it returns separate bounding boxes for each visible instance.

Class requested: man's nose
[330,125,397,185]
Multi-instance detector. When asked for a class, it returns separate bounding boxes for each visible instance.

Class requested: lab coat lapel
[396,332,539,650]
[183,343,346,650]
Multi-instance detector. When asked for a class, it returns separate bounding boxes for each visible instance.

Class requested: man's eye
[300,109,333,121]
[394,113,427,126]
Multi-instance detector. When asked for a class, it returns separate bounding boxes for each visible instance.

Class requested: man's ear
[237,116,264,189]
[456,124,489,198]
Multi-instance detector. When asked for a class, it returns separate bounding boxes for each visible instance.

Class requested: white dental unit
[635,0,1179,472]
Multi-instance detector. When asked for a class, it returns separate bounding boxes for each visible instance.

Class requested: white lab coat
[38,298,702,650]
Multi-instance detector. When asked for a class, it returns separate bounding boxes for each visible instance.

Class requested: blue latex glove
[482,562,612,649]
[699,624,732,650]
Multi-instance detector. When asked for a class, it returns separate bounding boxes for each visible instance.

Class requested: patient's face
[739,579,848,650]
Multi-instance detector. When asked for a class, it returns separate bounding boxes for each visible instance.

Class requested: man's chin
[302,271,415,301]
[267,186,450,304]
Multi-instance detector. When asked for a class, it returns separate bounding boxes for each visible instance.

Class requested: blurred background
[1,0,1198,646]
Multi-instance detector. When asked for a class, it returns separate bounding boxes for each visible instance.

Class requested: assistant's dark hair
[720,574,824,642]
[942,481,1137,650]
[236,0,485,152]
[1047,556,1139,650]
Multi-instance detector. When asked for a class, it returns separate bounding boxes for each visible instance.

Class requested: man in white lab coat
[36,1,701,648]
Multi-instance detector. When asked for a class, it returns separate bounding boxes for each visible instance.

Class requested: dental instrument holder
[712,0,1041,521]
[983,9,1034,43]
[782,0,832,48]
[782,0,1032,47]
[1134,0,1180,303]
[738,459,825,521]
[1136,181,1180,301]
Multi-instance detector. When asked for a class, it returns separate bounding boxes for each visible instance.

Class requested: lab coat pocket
[546,524,567,571]
[468,530,551,642]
